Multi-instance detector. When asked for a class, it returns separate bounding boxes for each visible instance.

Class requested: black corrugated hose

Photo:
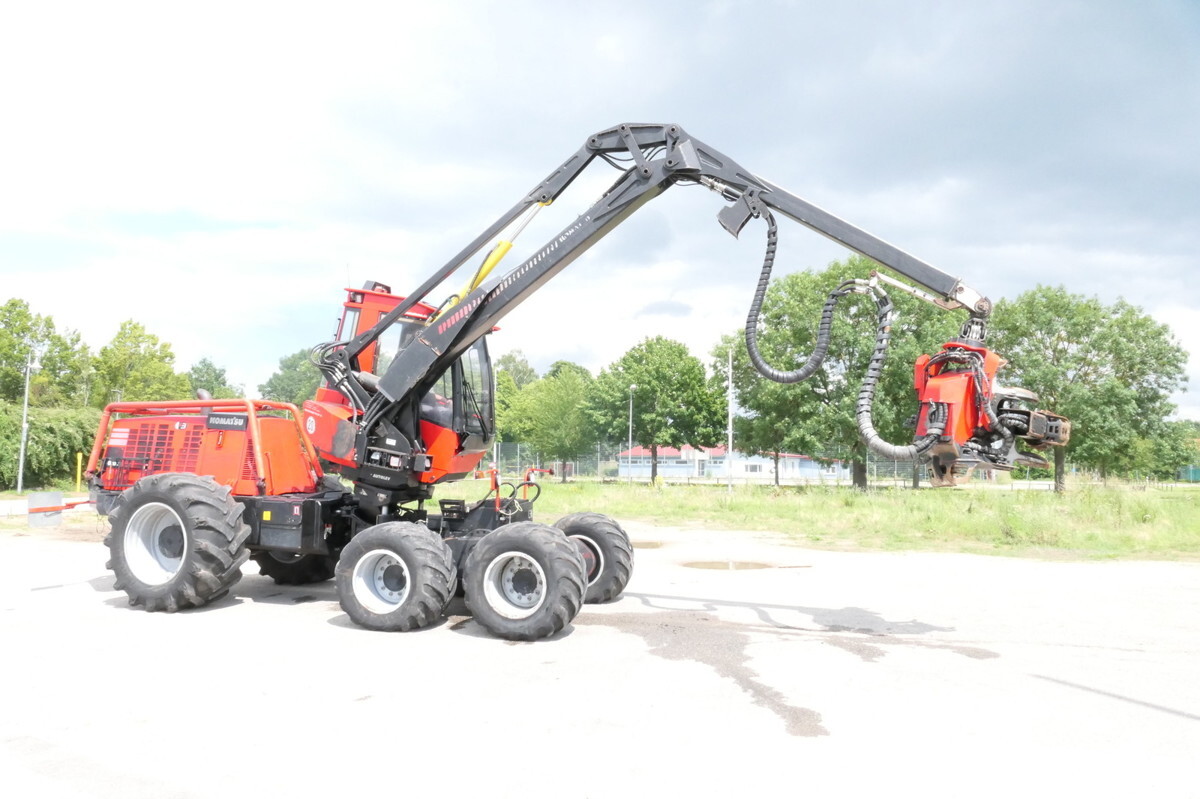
[744,207,948,460]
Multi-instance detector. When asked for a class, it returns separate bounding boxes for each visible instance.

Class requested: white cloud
[0,0,1195,426]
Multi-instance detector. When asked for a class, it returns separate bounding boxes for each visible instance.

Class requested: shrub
[0,402,102,490]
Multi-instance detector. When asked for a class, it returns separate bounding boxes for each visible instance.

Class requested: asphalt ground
[1,518,1198,798]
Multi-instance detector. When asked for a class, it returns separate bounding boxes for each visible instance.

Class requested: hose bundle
[744,207,951,461]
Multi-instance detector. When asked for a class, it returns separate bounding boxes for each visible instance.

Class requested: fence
[486,441,1199,490]
[488,442,943,488]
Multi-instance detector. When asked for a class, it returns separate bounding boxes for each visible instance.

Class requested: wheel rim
[268,552,304,564]
[124,502,186,586]
[570,534,605,587]
[482,551,547,620]
[352,549,410,614]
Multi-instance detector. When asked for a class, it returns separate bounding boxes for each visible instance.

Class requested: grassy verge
[6,479,1196,560]
[442,479,1200,560]
[0,481,84,501]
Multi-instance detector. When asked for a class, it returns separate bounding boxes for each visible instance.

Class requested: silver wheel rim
[352,549,410,614]
[124,502,186,586]
[482,551,547,620]
[571,534,605,587]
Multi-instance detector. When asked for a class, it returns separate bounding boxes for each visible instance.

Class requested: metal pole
[727,348,734,495]
[628,383,636,485]
[16,348,33,493]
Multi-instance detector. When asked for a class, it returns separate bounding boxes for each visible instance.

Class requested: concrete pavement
[1,521,1197,798]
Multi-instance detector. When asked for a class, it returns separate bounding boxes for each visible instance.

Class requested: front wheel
[464,522,585,641]
[335,523,456,632]
[105,473,250,612]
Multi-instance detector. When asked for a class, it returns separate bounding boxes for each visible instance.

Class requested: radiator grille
[103,421,204,488]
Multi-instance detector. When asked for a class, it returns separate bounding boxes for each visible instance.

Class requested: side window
[417,339,493,437]
[420,368,455,428]
[336,308,360,341]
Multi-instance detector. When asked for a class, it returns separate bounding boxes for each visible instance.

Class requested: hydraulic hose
[744,209,856,383]
[852,288,947,461]
[744,207,948,461]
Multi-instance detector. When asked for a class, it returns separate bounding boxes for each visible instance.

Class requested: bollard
[28,491,64,528]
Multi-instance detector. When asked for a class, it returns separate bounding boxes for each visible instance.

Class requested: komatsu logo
[206,414,248,431]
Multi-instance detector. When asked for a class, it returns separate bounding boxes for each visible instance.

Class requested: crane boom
[309,123,1064,497]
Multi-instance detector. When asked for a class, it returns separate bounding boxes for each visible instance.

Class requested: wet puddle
[682,561,773,570]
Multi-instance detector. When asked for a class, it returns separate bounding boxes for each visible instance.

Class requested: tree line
[476,256,1197,488]
[0,299,243,489]
[3,256,1195,490]
[0,299,242,411]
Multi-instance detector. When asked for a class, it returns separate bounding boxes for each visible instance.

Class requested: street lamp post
[727,348,734,495]
[16,347,35,493]
[627,383,636,484]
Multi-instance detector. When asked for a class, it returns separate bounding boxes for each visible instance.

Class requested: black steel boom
[323,123,993,470]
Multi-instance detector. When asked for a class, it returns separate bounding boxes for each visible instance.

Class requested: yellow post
[76,452,83,492]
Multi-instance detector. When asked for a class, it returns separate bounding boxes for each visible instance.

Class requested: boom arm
[318,123,1005,491]
[364,124,988,399]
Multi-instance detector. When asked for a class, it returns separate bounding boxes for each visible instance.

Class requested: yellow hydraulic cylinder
[435,202,546,320]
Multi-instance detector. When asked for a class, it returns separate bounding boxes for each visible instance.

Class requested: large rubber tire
[104,473,250,612]
[251,551,336,585]
[464,522,586,641]
[554,512,634,604]
[335,522,456,632]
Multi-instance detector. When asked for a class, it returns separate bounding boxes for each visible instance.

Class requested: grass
[441,478,1200,560]
[0,478,85,501]
[5,477,1197,561]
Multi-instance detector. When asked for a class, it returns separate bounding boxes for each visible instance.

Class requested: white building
[616,444,850,482]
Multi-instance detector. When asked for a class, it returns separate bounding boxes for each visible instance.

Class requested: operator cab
[303,281,495,484]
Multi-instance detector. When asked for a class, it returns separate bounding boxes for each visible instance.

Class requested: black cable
[853,288,946,460]
[744,207,946,460]
[514,481,542,503]
[744,208,854,383]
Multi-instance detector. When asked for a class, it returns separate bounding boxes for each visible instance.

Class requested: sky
[2,1,1198,418]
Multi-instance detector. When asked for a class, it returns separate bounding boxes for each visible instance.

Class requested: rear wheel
[554,512,634,603]
[251,551,335,585]
[105,473,250,612]
[464,522,585,641]
[335,522,456,631]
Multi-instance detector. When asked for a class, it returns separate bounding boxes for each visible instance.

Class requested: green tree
[35,329,94,408]
[94,321,191,405]
[258,349,321,407]
[493,369,527,442]
[546,360,592,381]
[591,337,722,482]
[724,256,961,489]
[496,349,538,388]
[188,358,242,399]
[988,287,1188,486]
[1135,421,1198,481]
[712,334,794,487]
[516,369,598,481]
[0,299,53,403]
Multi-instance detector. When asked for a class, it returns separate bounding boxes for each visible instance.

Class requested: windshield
[375,320,421,377]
